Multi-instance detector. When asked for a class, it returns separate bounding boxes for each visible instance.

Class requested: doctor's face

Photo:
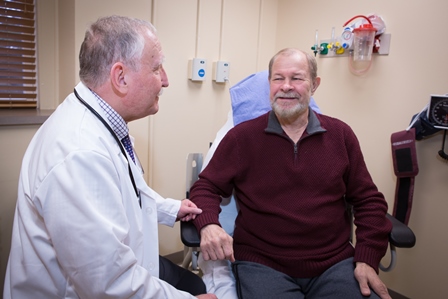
[125,33,169,122]
[269,50,318,120]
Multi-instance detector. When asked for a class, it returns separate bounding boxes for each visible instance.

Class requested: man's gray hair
[268,48,318,82]
[79,15,157,88]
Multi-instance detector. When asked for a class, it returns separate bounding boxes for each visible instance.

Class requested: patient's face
[269,51,313,119]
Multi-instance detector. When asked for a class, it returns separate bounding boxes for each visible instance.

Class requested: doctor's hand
[354,262,391,299]
[200,224,235,262]
[177,199,202,222]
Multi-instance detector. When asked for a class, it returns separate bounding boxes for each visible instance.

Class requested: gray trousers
[232,257,381,299]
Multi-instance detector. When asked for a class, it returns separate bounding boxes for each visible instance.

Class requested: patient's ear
[311,77,321,94]
[110,62,128,95]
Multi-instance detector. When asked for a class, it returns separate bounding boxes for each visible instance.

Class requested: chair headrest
[229,70,321,126]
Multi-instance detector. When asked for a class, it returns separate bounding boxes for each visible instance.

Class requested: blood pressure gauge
[428,95,448,129]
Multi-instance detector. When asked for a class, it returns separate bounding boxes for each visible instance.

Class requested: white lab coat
[3,82,195,299]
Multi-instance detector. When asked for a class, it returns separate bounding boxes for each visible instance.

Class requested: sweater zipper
[268,130,301,166]
[294,142,298,166]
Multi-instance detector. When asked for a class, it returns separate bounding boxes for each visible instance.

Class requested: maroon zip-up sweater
[191,110,392,278]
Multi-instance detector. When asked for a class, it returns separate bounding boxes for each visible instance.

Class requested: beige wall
[1,0,447,297]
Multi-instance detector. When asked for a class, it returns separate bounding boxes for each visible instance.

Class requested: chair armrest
[181,221,201,247]
[181,213,416,249]
[387,213,416,248]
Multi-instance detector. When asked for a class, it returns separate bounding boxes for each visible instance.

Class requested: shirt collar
[90,90,129,140]
[265,108,326,136]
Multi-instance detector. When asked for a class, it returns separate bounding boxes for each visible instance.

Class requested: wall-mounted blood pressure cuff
[390,128,419,225]
[410,110,441,140]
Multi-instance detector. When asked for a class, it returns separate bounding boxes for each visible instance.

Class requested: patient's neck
[277,111,308,144]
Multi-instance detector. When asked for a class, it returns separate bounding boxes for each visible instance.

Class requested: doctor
[4,15,216,299]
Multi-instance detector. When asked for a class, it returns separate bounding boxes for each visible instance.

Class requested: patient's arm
[200,224,235,262]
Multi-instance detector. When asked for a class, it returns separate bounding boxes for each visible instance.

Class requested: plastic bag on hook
[347,14,386,36]
[367,14,386,35]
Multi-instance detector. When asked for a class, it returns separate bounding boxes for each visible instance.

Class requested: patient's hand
[354,262,391,299]
[200,224,235,262]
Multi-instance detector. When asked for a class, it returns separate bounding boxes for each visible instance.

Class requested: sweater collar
[265,108,326,136]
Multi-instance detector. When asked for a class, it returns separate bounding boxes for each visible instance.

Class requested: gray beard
[271,100,308,119]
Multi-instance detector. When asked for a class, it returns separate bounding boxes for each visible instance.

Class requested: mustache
[158,88,164,96]
[273,92,300,101]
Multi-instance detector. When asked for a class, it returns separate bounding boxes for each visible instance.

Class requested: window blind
[0,0,36,108]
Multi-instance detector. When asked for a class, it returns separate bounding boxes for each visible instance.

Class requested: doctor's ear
[110,63,128,94]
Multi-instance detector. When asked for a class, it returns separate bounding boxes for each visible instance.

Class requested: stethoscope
[74,88,141,203]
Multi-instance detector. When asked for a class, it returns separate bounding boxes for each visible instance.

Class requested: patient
[190,48,393,299]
